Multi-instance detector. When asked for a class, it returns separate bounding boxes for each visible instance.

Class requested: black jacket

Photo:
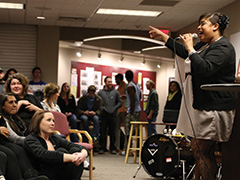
[24,133,88,169]
[166,37,238,110]
[57,95,76,114]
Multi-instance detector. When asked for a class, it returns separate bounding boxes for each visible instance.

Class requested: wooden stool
[125,121,148,165]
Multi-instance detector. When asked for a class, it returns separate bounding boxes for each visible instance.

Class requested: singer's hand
[149,26,169,43]
[180,33,195,53]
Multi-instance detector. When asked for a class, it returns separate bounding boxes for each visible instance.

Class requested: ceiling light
[75,41,83,47]
[96,8,162,17]
[76,51,82,57]
[157,63,161,68]
[0,2,24,9]
[37,16,45,20]
[98,51,101,60]
[142,58,146,66]
[119,55,124,63]
[84,35,165,45]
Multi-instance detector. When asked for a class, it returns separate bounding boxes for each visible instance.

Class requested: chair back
[52,111,70,137]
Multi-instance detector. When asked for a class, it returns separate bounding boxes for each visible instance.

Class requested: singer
[149,12,238,180]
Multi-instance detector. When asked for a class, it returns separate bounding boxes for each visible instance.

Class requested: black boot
[23,169,49,180]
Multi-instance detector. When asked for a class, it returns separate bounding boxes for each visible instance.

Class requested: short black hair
[104,76,111,83]
[115,73,123,81]
[125,70,133,82]
[32,67,41,74]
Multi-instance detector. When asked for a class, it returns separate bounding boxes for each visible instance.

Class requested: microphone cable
[172,37,215,179]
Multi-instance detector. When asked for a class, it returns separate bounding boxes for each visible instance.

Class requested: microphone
[175,33,198,40]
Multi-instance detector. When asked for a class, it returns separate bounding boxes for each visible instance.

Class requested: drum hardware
[141,134,194,179]
[133,163,142,178]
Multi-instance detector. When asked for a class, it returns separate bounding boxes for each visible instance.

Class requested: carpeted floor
[81,152,157,180]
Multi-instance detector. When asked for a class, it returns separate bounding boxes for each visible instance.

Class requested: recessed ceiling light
[0,2,24,9]
[96,8,162,17]
[37,16,46,20]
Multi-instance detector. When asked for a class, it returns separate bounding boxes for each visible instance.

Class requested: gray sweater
[98,87,122,114]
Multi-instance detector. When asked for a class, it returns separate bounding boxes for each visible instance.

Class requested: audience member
[76,85,102,142]
[29,67,46,101]
[0,94,48,180]
[4,73,42,126]
[145,80,159,136]
[0,68,5,95]
[24,110,88,180]
[97,76,122,154]
[3,68,17,81]
[58,83,78,130]
[115,73,127,152]
[163,81,182,130]
[41,83,61,112]
[164,81,182,110]
[123,70,141,155]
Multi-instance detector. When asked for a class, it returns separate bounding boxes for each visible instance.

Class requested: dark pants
[0,143,24,180]
[37,147,83,180]
[99,112,117,151]
[0,151,7,176]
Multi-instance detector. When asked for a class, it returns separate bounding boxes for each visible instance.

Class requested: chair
[51,111,93,180]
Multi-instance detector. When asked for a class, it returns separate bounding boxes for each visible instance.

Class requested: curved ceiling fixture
[142,46,167,52]
[83,35,165,46]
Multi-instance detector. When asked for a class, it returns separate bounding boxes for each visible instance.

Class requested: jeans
[68,114,78,129]
[147,113,158,136]
[80,115,99,139]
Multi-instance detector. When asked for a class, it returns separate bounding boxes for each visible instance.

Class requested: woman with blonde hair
[41,83,61,112]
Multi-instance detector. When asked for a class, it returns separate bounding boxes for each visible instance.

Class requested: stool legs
[125,123,134,163]
[125,122,148,165]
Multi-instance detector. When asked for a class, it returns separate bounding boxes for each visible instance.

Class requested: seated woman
[41,83,61,112]
[0,94,48,180]
[57,83,78,130]
[24,110,88,180]
[163,81,182,131]
[4,73,43,127]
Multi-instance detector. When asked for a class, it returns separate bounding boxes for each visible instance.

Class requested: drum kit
[139,131,195,180]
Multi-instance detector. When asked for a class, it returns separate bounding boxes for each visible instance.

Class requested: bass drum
[141,134,180,178]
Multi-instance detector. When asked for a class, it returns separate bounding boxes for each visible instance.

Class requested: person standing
[97,76,122,154]
[145,80,159,136]
[149,12,237,180]
[123,70,142,155]
[115,73,127,152]
[28,67,46,101]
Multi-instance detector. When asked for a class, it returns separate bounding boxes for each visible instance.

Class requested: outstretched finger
[149,25,157,30]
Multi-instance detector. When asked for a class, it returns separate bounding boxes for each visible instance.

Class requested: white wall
[58,47,175,132]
